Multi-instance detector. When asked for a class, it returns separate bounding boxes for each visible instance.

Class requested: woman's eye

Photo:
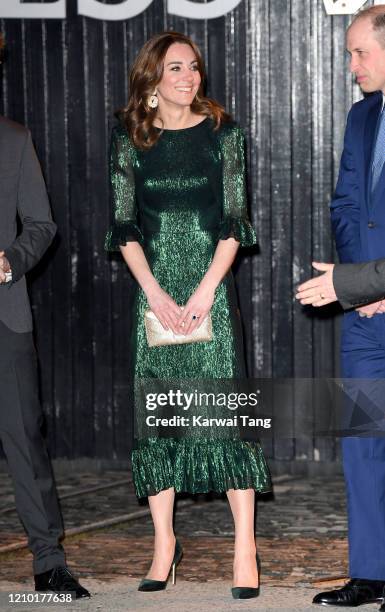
[171,66,180,71]
[191,65,198,71]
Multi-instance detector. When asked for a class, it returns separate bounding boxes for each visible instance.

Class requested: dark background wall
[0,0,366,470]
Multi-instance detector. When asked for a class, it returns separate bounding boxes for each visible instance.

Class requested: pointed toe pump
[231,552,261,600]
[138,539,183,592]
[231,586,260,600]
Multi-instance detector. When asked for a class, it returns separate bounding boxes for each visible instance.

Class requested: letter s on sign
[168,0,243,20]
[323,0,367,15]
[78,0,153,20]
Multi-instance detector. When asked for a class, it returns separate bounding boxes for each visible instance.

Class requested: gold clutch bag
[144,309,213,347]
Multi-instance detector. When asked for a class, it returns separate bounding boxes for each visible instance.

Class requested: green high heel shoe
[138,538,183,592]
[231,552,261,600]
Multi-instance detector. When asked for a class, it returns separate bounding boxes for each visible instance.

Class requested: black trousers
[0,321,65,574]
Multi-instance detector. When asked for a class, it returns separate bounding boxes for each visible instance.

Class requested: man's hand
[0,251,11,284]
[376,301,385,314]
[356,301,384,318]
[296,262,337,306]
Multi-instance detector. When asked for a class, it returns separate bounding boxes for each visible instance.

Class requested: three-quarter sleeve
[104,126,143,251]
[218,125,257,247]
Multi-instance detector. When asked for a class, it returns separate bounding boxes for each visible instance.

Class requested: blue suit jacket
[331,91,385,264]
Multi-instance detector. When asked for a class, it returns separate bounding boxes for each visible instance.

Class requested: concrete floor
[0,470,356,611]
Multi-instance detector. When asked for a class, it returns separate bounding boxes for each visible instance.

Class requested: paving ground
[0,468,359,611]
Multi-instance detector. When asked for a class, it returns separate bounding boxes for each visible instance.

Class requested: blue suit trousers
[341,312,385,580]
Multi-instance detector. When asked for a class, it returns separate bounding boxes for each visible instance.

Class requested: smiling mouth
[175,87,194,92]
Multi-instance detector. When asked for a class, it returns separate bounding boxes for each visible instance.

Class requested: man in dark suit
[0,34,89,598]
[296,6,385,609]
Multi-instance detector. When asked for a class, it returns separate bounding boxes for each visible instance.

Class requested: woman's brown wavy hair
[118,31,231,150]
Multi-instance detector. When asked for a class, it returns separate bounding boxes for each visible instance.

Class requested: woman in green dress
[105,31,271,599]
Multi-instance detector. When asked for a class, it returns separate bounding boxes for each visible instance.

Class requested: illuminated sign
[1,0,384,20]
[0,0,244,20]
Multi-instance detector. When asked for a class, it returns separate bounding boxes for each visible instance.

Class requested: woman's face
[156,42,201,109]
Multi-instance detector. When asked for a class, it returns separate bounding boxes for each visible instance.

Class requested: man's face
[347,17,385,93]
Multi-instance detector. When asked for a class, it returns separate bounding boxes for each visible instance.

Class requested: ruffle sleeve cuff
[218,217,257,247]
[105,221,144,251]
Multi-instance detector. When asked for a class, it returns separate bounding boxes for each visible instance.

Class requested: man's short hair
[352,5,385,48]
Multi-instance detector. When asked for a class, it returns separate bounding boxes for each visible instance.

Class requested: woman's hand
[178,281,216,335]
[118,242,182,331]
[146,285,183,333]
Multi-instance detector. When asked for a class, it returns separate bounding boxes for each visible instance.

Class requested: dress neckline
[153,116,209,132]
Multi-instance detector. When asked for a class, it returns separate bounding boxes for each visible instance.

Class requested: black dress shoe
[313,579,384,606]
[34,566,90,599]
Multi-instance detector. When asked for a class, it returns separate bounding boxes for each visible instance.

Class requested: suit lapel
[364,91,383,211]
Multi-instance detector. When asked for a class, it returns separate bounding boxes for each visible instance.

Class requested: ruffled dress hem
[132,437,272,498]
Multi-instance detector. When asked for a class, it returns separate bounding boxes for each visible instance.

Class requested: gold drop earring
[148,90,158,109]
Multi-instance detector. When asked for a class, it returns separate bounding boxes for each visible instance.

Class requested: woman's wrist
[141,277,161,298]
[199,275,219,294]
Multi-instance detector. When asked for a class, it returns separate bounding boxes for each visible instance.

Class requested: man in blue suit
[313,5,385,609]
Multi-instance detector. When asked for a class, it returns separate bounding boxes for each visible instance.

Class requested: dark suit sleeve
[330,109,361,263]
[333,259,385,310]
[4,130,56,282]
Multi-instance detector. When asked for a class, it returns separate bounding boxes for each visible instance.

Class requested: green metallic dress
[105,117,271,499]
